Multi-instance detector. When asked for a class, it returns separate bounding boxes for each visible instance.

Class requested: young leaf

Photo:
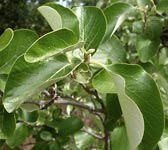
[0,29,38,74]
[0,28,13,52]
[38,5,62,31]
[73,6,106,51]
[3,55,81,113]
[103,3,133,41]
[24,29,83,63]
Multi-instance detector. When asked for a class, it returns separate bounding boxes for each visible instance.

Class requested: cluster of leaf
[0,0,167,149]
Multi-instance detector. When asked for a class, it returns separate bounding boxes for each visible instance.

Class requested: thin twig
[80,84,106,112]
[24,97,104,113]
[81,128,104,140]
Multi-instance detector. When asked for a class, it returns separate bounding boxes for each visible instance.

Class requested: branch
[81,128,104,140]
[24,97,104,113]
[80,84,106,112]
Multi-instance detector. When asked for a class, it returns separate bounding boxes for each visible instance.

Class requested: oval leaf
[111,72,144,150]
[92,35,126,64]
[45,3,80,38]
[104,3,133,41]
[38,5,62,31]
[25,29,83,62]
[0,29,38,74]
[57,116,83,136]
[3,55,81,113]
[74,6,106,51]
[136,35,160,62]
[0,28,13,52]
[1,110,16,137]
[111,125,130,150]
[6,123,28,147]
[109,64,164,149]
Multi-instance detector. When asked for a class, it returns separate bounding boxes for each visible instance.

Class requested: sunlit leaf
[25,29,83,63]
[3,55,81,113]
[74,6,106,51]
[92,35,126,64]
[38,6,62,31]
[93,64,164,149]
[109,64,164,150]
[0,29,38,74]
[0,28,13,52]
[75,131,95,149]
[103,3,133,40]
[45,3,80,38]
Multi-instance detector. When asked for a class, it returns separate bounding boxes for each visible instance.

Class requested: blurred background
[0,0,109,35]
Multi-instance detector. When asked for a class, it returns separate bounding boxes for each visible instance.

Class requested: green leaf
[105,94,122,131]
[74,131,95,149]
[156,0,168,13]
[6,123,28,147]
[0,74,8,92]
[0,29,38,74]
[136,35,160,62]
[45,3,80,38]
[0,28,13,52]
[92,35,126,64]
[145,16,162,40]
[3,55,81,113]
[109,64,164,150]
[158,127,168,150]
[33,143,49,150]
[1,110,16,137]
[104,3,133,41]
[73,6,106,51]
[20,109,38,123]
[111,125,130,150]
[136,0,151,7]
[49,142,61,150]
[0,129,6,139]
[73,63,92,84]
[93,64,164,149]
[57,116,83,136]
[109,71,144,150]
[25,29,83,63]
[40,131,53,141]
[38,6,62,31]
[92,69,117,93]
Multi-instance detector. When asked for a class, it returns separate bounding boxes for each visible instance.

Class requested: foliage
[0,0,168,150]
